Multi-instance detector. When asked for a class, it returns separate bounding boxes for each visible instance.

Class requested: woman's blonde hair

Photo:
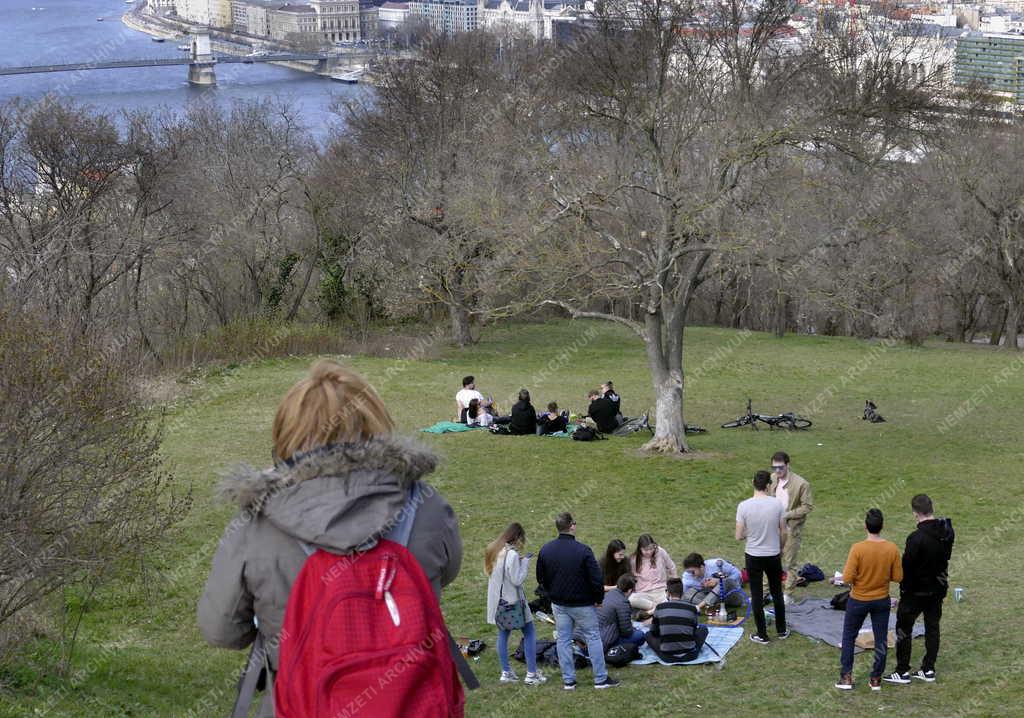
[483,523,526,576]
[272,360,394,462]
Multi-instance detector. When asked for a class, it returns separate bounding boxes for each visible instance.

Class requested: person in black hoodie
[508,389,538,435]
[884,494,954,685]
[586,389,620,434]
[602,381,622,422]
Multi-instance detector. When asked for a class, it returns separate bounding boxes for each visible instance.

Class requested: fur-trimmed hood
[217,436,438,554]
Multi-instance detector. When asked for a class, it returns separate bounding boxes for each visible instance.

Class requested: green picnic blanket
[421,421,477,434]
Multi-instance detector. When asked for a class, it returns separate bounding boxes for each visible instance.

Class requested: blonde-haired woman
[485,523,546,686]
[198,360,463,718]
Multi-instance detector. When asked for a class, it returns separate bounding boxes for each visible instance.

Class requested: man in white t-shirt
[455,375,484,422]
[736,470,789,644]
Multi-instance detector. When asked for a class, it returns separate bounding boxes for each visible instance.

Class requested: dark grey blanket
[769,598,925,653]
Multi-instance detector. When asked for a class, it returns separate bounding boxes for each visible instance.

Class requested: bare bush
[0,304,190,666]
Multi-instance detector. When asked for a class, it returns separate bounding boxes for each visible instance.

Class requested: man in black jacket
[537,513,620,690]
[885,494,954,685]
[586,390,620,434]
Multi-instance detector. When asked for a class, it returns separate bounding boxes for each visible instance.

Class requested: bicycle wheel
[791,418,812,429]
[720,418,749,429]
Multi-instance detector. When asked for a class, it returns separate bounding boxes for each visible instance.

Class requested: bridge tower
[187,29,216,86]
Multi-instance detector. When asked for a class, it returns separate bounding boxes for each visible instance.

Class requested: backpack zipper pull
[384,589,401,627]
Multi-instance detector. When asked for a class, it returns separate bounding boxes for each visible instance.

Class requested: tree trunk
[773,291,788,339]
[449,303,473,347]
[1004,295,1021,350]
[990,303,1007,346]
[640,325,689,454]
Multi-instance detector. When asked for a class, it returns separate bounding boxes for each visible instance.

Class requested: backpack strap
[230,634,266,718]
[384,481,480,690]
[385,481,421,546]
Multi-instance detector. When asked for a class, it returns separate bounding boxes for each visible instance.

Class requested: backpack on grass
[572,425,604,441]
[274,483,467,718]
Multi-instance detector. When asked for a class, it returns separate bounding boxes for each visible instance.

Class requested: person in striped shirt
[644,578,708,663]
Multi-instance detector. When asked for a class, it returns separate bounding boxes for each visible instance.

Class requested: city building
[955,31,1024,103]
[174,0,233,27]
[378,0,410,28]
[230,0,278,35]
[408,0,479,33]
[309,0,363,43]
[478,0,578,39]
[360,0,380,38]
[269,3,319,41]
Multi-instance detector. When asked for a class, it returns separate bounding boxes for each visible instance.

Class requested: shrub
[0,305,190,666]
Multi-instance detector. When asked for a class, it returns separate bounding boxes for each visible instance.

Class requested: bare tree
[526,0,938,452]
[919,122,1024,350]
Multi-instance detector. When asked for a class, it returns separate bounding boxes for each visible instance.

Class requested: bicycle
[720,398,812,431]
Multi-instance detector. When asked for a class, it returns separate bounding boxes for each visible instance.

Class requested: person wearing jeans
[553,604,607,686]
[485,523,546,685]
[736,470,789,643]
[886,494,954,685]
[836,509,903,691]
[537,512,620,690]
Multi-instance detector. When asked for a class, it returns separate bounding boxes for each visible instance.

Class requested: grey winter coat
[196,437,462,717]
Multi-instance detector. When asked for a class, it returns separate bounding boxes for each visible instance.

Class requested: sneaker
[499,671,519,683]
[524,672,547,686]
[912,669,936,682]
[869,676,881,691]
[563,680,577,691]
[777,630,791,640]
[883,671,911,685]
[834,673,854,690]
[750,634,770,644]
[594,677,621,689]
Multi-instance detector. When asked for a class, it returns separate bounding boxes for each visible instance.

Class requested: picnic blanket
[420,421,478,434]
[772,598,925,652]
[630,625,744,666]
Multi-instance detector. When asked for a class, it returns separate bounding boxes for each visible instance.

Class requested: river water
[0,0,357,138]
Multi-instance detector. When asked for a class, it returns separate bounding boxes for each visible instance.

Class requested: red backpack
[275,483,465,718]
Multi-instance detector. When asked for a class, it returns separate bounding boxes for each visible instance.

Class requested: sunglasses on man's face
[771,466,786,472]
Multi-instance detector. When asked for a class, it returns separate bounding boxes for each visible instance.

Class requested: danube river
[0,0,358,137]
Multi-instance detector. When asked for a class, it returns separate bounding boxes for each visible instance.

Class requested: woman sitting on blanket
[537,402,568,435]
[465,398,494,427]
[600,539,631,593]
[628,534,679,616]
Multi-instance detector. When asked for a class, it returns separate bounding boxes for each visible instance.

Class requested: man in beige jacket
[767,451,813,603]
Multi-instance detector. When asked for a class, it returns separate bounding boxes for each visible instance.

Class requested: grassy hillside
[2,321,1021,717]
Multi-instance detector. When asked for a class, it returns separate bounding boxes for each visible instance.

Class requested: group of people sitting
[455,375,640,436]
[485,519,741,690]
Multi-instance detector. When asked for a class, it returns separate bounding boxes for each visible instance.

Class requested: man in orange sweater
[835,508,903,692]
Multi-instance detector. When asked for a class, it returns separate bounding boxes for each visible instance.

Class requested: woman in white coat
[485,523,547,685]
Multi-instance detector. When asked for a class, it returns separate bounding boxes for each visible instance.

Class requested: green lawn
[2,321,1022,717]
